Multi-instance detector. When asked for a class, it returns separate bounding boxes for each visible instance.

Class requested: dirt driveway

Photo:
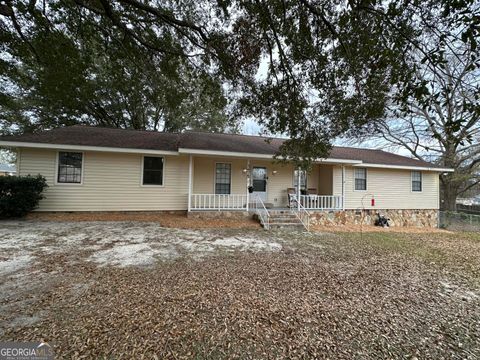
[1,220,479,359]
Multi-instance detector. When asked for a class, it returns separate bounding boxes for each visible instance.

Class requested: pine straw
[311,224,451,234]
[26,211,260,229]
[26,212,447,233]
[2,228,479,359]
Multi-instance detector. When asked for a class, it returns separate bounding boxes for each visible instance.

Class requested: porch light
[242,168,249,174]
[272,170,278,175]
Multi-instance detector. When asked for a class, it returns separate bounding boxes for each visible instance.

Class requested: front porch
[186,155,346,212]
[189,193,344,211]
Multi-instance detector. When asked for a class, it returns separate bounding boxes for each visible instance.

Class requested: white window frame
[55,151,84,186]
[354,167,367,191]
[141,155,165,187]
[214,162,232,195]
[411,170,423,192]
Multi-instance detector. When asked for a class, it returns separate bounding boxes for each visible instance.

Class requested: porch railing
[298,195,343,210]
[290,196,310,231]
[253,195,270,229]
[190,194,248,211]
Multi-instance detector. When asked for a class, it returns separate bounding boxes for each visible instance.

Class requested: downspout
[187,155,193,212]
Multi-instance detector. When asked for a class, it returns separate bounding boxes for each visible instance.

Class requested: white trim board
[0,141,179,156]
[178,147,362,164]
[352,163,454,172]
[178,148,276,159]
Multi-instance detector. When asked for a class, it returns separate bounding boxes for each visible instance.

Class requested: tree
[1,0,478,166]
[0,148,15,164]
[360,60,479,209]
[0,0,234,134]
[353,15,479,210]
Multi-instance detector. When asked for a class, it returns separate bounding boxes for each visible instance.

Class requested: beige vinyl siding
[332,165,439,209]
[240,160,319,206]
[317,164,333,195]
[19,148,189,211]
[259,160,293,206]
[18,147,441,211]
[193,157,248,195]
[192,157,300,207]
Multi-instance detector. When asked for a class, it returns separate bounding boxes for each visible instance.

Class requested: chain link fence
[439,211,480,231]
[457,203,480,214]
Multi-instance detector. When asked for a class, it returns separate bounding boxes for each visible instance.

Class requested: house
[0,125,453,228]
[0,164,16,176]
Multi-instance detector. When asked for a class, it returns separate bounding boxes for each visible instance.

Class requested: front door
[252,166,267,202]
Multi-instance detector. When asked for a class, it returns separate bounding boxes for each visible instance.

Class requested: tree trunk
[440,180,458,211]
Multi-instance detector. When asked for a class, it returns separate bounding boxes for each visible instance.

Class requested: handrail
[254,195,270,229]
[291,195,310,231]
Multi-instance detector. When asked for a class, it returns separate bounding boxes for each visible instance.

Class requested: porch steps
[263,210,305,230]
[249,202,274,209]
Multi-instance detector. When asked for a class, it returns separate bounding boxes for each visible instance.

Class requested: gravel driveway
[1,220,479,358]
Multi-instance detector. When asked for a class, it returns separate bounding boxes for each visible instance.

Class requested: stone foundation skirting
[309,209,439,228]
[188,211,251,219]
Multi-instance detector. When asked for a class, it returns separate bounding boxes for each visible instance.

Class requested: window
[143,156,164,185]
[293,169,307,191]
[215,163,231,194]
[354,168,367,190]
[57,152,83,184]
[412,171,422,192]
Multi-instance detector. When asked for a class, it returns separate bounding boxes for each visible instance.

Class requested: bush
[0,175,48,218]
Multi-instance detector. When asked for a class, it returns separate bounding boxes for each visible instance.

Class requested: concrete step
[253,209,306,230]
[249,203,274,208]
[269,215,298,219]
[269,219,300,224]
[269,210,295,215]
[269,223,305,229]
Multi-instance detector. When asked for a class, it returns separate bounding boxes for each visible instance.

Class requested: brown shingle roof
[0,125,444,169]
[1,125,180,152]
[179,131,283,154]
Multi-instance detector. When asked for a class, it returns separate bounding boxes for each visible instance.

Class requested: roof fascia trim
[0,141,179,155]
[178,148,363,164]
[178,148,277,159]
[353,163,454,172]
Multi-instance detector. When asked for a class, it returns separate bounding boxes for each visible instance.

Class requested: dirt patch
[0,255,32,276]
[26,211,260,229]
[0,221,282,268]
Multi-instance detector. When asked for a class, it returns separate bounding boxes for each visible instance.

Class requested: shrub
[0,175,48,218]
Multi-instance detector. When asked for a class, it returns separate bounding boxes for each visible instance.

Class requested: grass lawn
[1,221,479,359]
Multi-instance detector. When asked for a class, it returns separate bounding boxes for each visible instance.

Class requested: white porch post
[341,165,345,211]
[246,160,250,211]
[187,155,193,212]
[297,166,301,210]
